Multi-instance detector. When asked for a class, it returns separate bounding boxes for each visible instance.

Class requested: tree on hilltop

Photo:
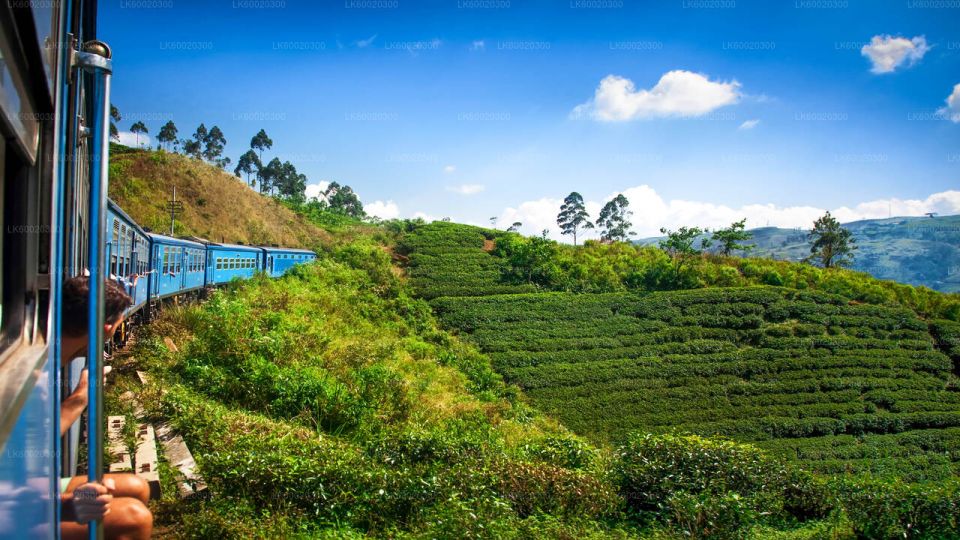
[203,125,227,163]
[130,121,148,147]
[557,192,594,246]
[324,182,365,218]
[110,105,121,141]
[251,129,273,193]
[157,120,178,151]
[712,218,754,256]
[235,150,261,186]
[806,211,856,268]
[596,194,633,242]
[184,124,207,159]
[659,225,711,285]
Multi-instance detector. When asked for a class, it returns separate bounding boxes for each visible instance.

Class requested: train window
[117,224,127,276]
[111,221,119,273]
[176,248,182,273]
[216,257,221,270]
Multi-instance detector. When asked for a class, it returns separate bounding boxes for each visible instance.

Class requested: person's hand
[69,366,112,405]
[72,478,115,523]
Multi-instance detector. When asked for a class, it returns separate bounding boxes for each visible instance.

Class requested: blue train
[0,3,315,538]
[107,202,315,314]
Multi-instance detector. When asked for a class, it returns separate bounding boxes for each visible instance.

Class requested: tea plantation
[405,222,960,482]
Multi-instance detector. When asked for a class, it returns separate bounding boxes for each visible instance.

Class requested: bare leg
[61,497,153,540]
[65,474,150,504]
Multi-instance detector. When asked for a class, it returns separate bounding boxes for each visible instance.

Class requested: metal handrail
[73,39,112,540]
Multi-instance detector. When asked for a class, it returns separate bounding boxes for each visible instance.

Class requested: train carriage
[146,233,206,299]
[206,243,262,285]
[0,1,102,538]
[261,246,317,278]
[106,201,149,313]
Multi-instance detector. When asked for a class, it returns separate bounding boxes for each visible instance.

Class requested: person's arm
[59,366,112,437]
[60,369,88,437]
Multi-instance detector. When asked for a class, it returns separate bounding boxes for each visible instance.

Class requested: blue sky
[100,0,960,238]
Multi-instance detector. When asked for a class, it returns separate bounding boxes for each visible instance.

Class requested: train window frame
[111,220,120,273]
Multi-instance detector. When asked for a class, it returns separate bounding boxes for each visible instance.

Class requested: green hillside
[108,145,332,248]
[106,151,960,538]
[637,215,960,293]
[402,221,960,483]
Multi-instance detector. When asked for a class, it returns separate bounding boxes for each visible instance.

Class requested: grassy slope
[103,154,959,538]
[403,222,960,482]
[108,145,331,249]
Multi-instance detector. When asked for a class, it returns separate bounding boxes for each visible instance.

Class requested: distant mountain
[636,215,960,293]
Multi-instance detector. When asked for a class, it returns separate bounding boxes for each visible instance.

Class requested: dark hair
[61,276,132,337]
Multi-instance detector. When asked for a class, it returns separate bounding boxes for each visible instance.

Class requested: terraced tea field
[405,223,960,481]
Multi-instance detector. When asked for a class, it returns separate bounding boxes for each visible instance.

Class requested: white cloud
[413,211,440,222]
[498,186,960,242]
[937,83,960,123]
[470,40,485,51]
[738,119,760,130]
[365,200,400,219]
[861,35,930,74]
[116,131,151,148]
[356,34,377,48]
[447,183,485,195]
[443,165,456,174]
[572,70,741,122]
[305,181,331,200]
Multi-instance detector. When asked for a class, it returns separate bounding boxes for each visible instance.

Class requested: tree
[182,139,201,159]
[507,222,522,233]
[110,105,121,141]
[259,157,282,195]
[216,156,232,170]
[557,191,594,246]
[596,194,633,242]
[203,125,227,163]
[250,129,273,162]
[234,150,261,186]
[659,226,711,282]
[157,120,178,151]
[659,226,710,258]
[496,232,558,286]
[323,182,365,218]
[129,121,148,147]
[806,211,856,268]
[185,124,207,159]
[274,160,307,201]
[250,129,273,190]
[712,218,754,256]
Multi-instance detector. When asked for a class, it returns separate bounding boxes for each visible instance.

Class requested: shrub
[835,477,960,538]
[615,434,787,525]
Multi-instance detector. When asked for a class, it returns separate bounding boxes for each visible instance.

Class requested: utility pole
[166,186,183,236]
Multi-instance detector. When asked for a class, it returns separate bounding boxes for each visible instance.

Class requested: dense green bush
[834,477,960,538]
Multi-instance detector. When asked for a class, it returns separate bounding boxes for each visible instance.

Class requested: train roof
[146,232,206,248]
[205,242,262,252]
[107,199,148,235]
[260,246,317,255]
